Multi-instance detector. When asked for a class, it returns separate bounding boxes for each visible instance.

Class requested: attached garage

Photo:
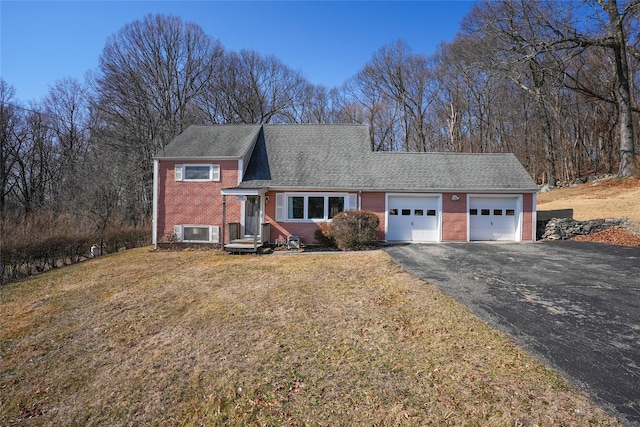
[386,194,441,242]
[468,195,521,241]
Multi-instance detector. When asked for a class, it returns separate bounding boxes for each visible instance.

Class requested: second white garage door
[468,196,519,241]
[387,195,440,242]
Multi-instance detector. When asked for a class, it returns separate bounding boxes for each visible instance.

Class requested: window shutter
[348,194,358,211]
[175,165,183,181]
[212,164,220,181]
[210,226,220,243]
[275,193,285,222]
[173,225,182,241]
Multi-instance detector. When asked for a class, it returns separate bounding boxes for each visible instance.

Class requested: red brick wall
[263,191,387,245]
[522,193,534,241]
[156,160,241,243]
[360,192,386,241]
[442,193,468,241]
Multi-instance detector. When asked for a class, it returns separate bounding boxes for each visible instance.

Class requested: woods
[1,2,638,280]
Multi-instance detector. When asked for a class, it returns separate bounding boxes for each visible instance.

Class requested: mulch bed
[571,226,640,247]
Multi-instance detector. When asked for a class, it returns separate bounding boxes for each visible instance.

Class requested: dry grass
[0,248,619,426]
[537,176,640,221]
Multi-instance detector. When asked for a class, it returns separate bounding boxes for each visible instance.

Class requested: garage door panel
[388,196,439,242]
[469,197,518,241]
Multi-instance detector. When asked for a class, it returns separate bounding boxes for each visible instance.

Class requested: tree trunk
[604,0,637,177]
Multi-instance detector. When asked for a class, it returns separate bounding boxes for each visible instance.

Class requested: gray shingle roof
[157,125,261,158]
[160,124,538,192]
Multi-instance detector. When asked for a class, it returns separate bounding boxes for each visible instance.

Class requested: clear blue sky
[1,1,475,103]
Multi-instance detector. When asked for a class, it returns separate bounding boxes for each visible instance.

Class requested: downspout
[221,195,226,250]
[358,190,362,210]
[152,159,159,248]
[532,192,537,242]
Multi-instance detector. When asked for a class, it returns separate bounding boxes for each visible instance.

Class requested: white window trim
[174,225,220,243]
[175,164,220,182]
[278,193,354,223]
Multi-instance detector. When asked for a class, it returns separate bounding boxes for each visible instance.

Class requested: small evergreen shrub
[330,210,380,251]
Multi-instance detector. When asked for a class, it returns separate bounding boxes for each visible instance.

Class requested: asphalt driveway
[385,241,640,426]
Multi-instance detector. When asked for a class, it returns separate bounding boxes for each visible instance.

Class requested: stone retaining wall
[539,217,630,241]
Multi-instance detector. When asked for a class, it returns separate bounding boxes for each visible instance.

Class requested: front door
[244,196,260,236]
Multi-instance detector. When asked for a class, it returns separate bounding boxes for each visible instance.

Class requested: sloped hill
[537,176,640,246]
[537,176,640,221]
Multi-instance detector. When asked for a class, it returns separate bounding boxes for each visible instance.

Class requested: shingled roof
[159,124,538,192]
[159,125,261,158]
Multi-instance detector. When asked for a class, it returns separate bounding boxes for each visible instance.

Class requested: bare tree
[205,49,308,124]
[44,78,91,206]
[14,107,56,213]
[0,80,22,218]
[92,14,223,222]
[355,40,438,152]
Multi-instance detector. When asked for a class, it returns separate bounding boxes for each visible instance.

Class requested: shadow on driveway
[385,241,640,426]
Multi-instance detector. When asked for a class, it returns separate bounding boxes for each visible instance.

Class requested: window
[427,209,436,216]
[328,197,345,219]
[308,197,325,219]
[414,209,424,216]
[402,209,411,216]
[288,196,305,219]
[469,209,478,215]
[494,209,503,216]
[175,164,220,182]
[506,209,515,216]
[389,209,398,216]
[184,226,211,241]
[174,225,220,243]
[481,209,490,216]
[284,194,348,221]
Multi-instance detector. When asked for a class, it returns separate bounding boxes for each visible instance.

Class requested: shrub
[313,222,337,248]
[330,210,380,251]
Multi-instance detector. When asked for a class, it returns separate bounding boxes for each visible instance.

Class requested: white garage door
[387,195,440,241]
[469,197,518,241]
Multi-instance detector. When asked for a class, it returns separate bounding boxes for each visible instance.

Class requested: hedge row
[0,213,150,284]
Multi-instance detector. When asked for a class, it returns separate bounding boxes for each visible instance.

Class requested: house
[152,124,538,250]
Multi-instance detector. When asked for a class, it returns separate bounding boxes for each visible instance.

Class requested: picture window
[286,194,347,221]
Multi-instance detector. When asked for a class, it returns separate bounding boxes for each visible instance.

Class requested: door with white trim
[468,197,518,241]
[244,196,260,236]
[387,195,440,241]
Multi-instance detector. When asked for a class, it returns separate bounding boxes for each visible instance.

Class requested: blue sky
[1,1,475,103]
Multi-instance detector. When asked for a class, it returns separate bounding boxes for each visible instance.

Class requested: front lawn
[0,248,618,425]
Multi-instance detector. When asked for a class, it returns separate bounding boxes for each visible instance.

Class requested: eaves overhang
[153,155,243,161]
[221,187,268,196]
